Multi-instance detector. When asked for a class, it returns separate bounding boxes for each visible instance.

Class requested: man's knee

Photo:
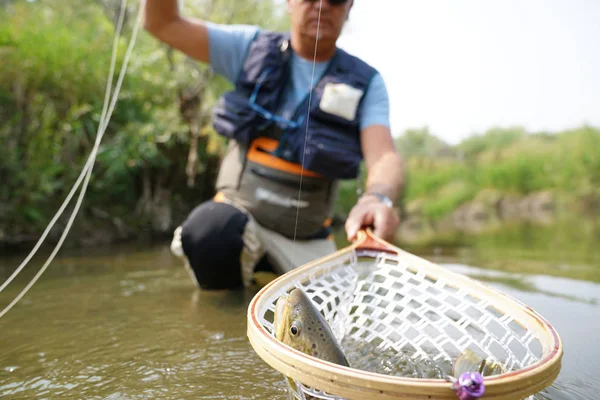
[180,200,249,290]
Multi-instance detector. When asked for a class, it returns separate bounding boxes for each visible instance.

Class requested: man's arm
[143,0,210,63]
[345,125,403,242]
[143,1,259,83]
[344,73,404,242]
[361,125,404,204]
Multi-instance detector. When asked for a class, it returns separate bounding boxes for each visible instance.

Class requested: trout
[273,288,349,397]
[273,288,349,367]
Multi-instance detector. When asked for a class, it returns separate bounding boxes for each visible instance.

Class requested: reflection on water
[1,228,599,399]
[0,246,286,399]
[396,215,600,282]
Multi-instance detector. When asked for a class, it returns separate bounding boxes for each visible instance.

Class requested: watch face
[381,197,393,208]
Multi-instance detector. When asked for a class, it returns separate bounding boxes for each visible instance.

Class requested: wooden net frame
[247,230,562,399]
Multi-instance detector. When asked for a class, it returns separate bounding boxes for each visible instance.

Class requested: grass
[398,125,600,221]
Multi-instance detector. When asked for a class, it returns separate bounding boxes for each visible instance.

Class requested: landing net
[247,230,562,400]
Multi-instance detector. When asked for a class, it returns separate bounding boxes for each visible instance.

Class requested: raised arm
[143,0,210,63]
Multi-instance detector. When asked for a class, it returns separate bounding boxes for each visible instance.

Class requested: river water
[0,226,598,399]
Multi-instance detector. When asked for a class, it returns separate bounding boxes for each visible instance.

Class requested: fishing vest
[212,31,378,239]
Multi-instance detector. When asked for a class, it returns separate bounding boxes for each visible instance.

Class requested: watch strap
[362,192,393,208]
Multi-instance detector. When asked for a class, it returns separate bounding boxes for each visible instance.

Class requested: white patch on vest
[255,188,309,208]
[319,82,364,121]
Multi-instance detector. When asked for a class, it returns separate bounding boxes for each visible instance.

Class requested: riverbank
[2,164,598,256]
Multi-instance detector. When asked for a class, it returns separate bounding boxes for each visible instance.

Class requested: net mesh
[256,249,547,400]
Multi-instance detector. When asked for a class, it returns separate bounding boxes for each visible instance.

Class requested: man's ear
[346,0,354,20]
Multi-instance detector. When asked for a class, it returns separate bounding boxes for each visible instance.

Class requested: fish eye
[290,321,302,336]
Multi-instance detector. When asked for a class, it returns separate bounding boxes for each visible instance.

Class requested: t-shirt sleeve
[358,72,391,131]
[205,22,260,83]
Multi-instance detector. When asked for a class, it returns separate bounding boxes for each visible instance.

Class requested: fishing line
[0,0,128,295]
[0,0,144,318]
[291,0,324,251]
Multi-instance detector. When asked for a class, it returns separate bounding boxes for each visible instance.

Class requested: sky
[334,0,600,143]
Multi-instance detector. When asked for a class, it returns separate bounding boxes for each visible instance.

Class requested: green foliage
[391,125,600,222]
[0,0,288,237]
[420,181,477,220]
[457,126,526,161]
[395,126,454,158]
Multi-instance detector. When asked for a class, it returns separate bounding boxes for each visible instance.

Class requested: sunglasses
[303,0,349,6]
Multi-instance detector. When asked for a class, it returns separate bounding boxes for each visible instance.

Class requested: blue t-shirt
[205,22,390,131]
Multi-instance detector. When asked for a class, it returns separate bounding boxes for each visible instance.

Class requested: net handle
[354,229,398,255]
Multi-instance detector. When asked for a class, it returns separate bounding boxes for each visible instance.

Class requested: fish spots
[312,343,317,349]
[312,351,318,356]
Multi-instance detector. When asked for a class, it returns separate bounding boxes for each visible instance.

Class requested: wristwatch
[362,192,394,208]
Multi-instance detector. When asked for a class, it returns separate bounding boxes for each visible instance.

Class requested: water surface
[0,234,598,399]
[0,245,287,399]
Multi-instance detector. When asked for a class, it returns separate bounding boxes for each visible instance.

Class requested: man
[143,0,404,290]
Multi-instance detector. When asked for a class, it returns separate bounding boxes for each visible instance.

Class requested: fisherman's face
[287,0,353,44]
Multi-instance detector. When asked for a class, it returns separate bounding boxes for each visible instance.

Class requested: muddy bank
[0,205,182,256]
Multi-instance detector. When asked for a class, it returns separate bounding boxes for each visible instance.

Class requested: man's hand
[143,0,210,64]
[350,123,404,243]
[345,194,400,243]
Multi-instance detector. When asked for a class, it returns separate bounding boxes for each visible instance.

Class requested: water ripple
[2,244,595,399]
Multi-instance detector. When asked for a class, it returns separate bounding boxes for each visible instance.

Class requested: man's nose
[310,0,331,11]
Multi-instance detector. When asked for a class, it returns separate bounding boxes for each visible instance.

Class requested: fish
[273,288,350,400]
[272,288,505,398]
[273,288,350,397]
[273,288,350,367]
[453,348,506,378]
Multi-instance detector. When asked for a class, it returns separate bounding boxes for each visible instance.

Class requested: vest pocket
[233,160,333,238]
[290,114,362,180]
[213,91,261,144]
[289,96,363,180]
[305,132,362,179]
